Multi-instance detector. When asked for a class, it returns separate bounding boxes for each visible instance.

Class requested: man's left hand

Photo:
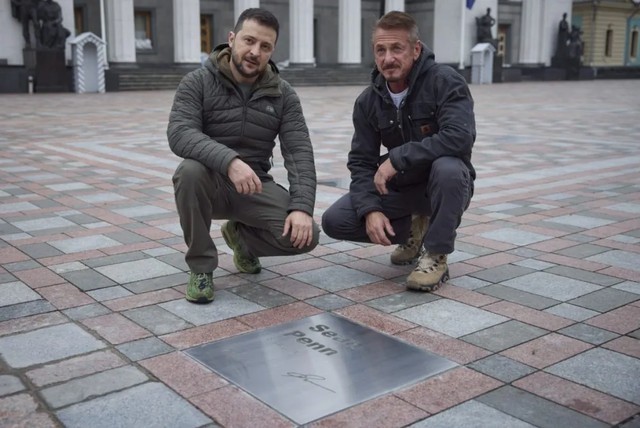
[283,210,314,249]
[374,158,398,195]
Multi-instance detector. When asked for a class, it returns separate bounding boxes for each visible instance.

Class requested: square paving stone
[116,337,173,361]
[613,281,640,295]
[546,215,615,229]
[0,300,56,322]
[546,348,640,404]
[477,385,609,428]
[17,243,63,259]
[461,320,548,352]
[41,366,148,409]
[87,286,133,302]
[410,400,537,428]
[556,244,610,259]
[479,227,552,246]
[290,265,383,292]
[11,216,76,232]
[83,252,148,268]
[366,291,440,313]
[123,306,192,335]
[558,323,619,345]
[0,282,42,307]
[588,250,640,272]
[544,303,600,322]
[568,288,639,312]
[95,258,181,284]
[545,266,622,287]
[61,269,116,291]
[63,303,112,321]
[123,273,187,294]
[0,323,106,368]
[470,265,535,283]
[501,272,602,301]
[113,206,171,218]
[50,235,121,254]
[56,382,210,428]
[468,354,537,383]
[228,283,295,308]
[305,294,353,310]
[0,375,25,395]
[477,284,560,310]
[396,300,509,338]
[160,290,264,326]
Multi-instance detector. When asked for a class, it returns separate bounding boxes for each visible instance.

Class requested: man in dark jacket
[322,11,475,292]
[168,8,319,304]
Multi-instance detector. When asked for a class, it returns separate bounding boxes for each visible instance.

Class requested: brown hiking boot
[406,253,449,292]
[390,215,429,265]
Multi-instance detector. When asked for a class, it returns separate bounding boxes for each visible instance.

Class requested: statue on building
[552,13,571,67]
[37,0,70,50]
[476,8,497,49]
[10,0,41,48]
[566,25,584,78]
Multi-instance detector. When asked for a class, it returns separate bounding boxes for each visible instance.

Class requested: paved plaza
[1,79,639,427]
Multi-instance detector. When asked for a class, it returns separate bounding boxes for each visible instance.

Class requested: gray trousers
[173,159,320,273]
[321,156,473,255]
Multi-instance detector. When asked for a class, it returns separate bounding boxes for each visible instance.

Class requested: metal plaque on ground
[186,313,457,425]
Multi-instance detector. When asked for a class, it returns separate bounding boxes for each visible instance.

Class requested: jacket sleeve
[167,70,238,174]
[278,83,317,216]
[388,67,475,172]
[347,92,384,220]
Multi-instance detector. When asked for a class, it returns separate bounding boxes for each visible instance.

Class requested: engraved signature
[283,372,336,393]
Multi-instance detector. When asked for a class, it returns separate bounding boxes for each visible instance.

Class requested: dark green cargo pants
[173,159,320,273]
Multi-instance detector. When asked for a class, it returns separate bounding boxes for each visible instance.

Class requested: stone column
[234,0,260,23]
[519,0,543,64]
[104,0,136,63]
[290,0,314,65]
[173,0,200,63]
[385,0,405,13]
[338,0,361,64]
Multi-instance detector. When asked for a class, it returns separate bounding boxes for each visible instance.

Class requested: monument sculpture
[566,25,584,78]
[552,13,571,67]
[476,7,497,49]
[10,0,71,92]
[11,0,40,48]
[37,0,71,50]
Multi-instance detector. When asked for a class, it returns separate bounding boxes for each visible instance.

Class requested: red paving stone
[0,394,58,427]
[602,336,640,359]
[36,283,96,309]
[159,319,254,349]
[484,301,574,330]
[501,333,593,369]
[0,312,67,337]
[191,385,295,428]
[432,285,501,307]
[336,280,403,302]
[309,394,429,427]
[261,277,326,300]
[586,305,640,334]
[0,247,30,264]
[13,267,66,288]
[395,367,502,414]
[395,327,491,365]
[26,350,127,387]
[81,313,152,345]
[334,304,416,335]
[103,288,183,312]
[140,352,228,398]
[237,301,323,329]
[513,372,640,425]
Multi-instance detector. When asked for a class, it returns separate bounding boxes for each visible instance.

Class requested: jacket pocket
[376,110,403,149]
[409,103,438,141]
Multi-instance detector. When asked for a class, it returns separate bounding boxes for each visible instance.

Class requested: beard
[231,49,262,80]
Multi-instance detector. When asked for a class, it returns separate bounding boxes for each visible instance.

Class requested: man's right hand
[228,158,262,195]
[365,211,395,246]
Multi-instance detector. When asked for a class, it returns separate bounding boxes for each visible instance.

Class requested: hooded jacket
[348,43,476,220]
[167,44,316,216]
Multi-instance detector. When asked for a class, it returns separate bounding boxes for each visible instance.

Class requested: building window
[200,14,213,54]
[605,29,613,57]
[74,6,84,35]
[631,28,638,59]
[135,10,153,50]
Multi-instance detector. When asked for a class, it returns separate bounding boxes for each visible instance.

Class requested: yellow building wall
[573,1,635,66]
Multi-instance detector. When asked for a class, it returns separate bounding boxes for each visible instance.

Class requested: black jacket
[167,44,316,216]
[348,43,476,220]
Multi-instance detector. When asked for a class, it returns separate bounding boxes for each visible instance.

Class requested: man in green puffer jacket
[168,8,319,304]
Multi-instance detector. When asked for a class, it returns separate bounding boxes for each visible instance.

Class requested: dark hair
[234,8,280,41]
[373,11,420,44]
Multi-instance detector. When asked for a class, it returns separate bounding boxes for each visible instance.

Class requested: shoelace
[416,255,444,273]
[195,273,209,290]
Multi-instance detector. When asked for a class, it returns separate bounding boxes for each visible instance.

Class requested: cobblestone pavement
[1,79,639,427]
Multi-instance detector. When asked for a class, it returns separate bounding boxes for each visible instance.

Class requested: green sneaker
[222,220,261,274]
[185,272,214,303]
